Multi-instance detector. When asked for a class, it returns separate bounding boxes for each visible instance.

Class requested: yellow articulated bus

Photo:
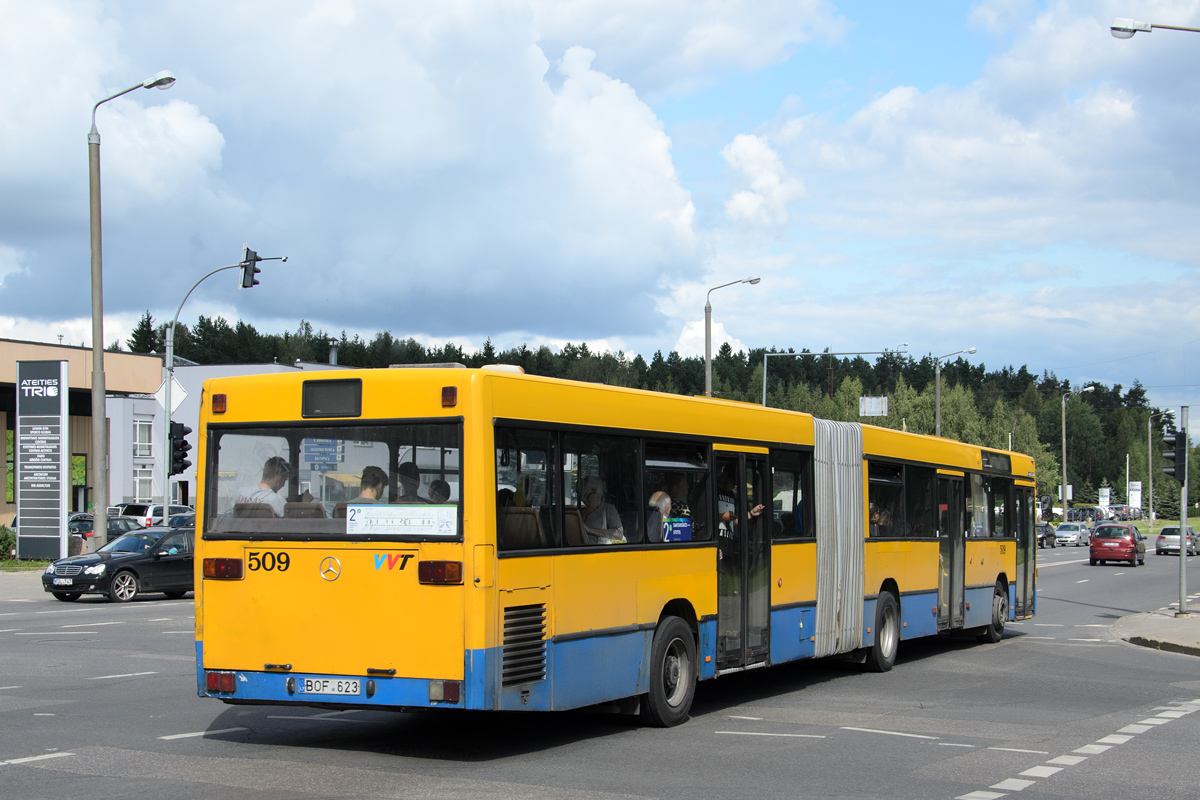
[194,367,1037,726]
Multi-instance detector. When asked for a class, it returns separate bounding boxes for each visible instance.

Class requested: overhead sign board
[16,361,69,560]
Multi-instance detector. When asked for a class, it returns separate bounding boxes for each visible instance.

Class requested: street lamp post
[1061,385,1095,519]
[934,347,976,437]
[1111,18,1200,38]
[88,70,176,546]
[704,276,760,397]
[160,250,285,511]
[1148,410,1175,532]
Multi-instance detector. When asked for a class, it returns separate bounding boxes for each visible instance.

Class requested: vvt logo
[374,554,414,571]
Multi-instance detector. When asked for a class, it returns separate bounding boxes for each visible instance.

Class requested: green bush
[0,526,14,560]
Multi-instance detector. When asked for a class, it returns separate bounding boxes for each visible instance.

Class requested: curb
[1124,636,1200,658]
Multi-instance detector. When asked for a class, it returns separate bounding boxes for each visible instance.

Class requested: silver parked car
[1056,522,1090,547]
[1156,526,1198,556]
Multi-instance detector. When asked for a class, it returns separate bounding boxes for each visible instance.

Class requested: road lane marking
[956,791,1006,800]
[938,742,975,748]
[991,778,1035,790]
[1,752,73,765]
[841,727,937,740]
[0,686,20,690]
[1097,734,1133,744]
[1138,718,1170,725]
[147,618,172,622]
[158,727,248,740]
[1047,755,1087,766]
[0,629,21,633]
[1075,624,1106,627]
[161,631,192,634]
[1074,744,1110,754]
[716,731,825,738]
[1118,724,1151,734]
[33,713,54,717]
[1038,559,1089,567]
[1020,765,1062,778]
[1068,638,1103,642]
[88,671,158,680]
[15,631,96,635]
[1034,623,1064,627]
[1075,580,1089,584]
[61,621,124,628]
[727,715,762,720]
[989,747,1049,754]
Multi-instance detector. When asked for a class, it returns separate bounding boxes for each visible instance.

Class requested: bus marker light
[212,394,227,414]
[366,680,376,698]
[418,560,463,584]
[429,680,460,703]
[286,677,296,695]
[441,386,457,407]
[203,558,244,580]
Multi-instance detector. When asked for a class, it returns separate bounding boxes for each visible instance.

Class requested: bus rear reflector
[212,393,226,413]
[203,558,243,580]
[418,560,462,584]
[206,671,236,694]
[441,386,457,407]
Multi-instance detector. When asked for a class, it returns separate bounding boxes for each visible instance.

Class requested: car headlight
[45,563,56,575]
[83,564,105,576]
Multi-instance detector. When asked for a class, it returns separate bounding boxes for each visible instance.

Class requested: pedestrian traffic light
[1163,427,1188,485]
[240,246,262,289]
[170,421,193,476]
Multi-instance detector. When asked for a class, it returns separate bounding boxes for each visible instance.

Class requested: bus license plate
[300,678,360,696]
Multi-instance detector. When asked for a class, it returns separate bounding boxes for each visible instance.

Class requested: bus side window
[563,432,639,546]
[495,428,559,551]
[770,449,813,540]
[868,462,904,538]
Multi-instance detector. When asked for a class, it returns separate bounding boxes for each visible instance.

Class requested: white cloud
[721,134,804,224]
[529,0,848,97]
[673,319,749,359]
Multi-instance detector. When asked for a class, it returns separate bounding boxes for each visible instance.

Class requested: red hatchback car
[1090,523,1146,566]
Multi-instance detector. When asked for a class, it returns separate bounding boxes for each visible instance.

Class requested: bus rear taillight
[206,671,236,693]
[418,561,462,584]
[429,680,461,703]
[203,558,244,580]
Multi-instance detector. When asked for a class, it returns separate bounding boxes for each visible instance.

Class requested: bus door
[937,475,965,630]
[716,454,770,670]
[1014,487,1036,617]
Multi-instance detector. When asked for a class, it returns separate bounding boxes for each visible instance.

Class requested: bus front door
[1015,488,1036,617]
[937,476,966,630]
[716,454,770,670]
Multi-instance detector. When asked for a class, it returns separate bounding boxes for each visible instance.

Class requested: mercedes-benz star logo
[319,556,341,582]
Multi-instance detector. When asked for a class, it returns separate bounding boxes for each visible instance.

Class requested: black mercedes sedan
[42,527,194,602]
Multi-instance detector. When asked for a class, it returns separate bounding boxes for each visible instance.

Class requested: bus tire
[977,583,1007,644]
[864,592,899,673]
[640,616,696,728]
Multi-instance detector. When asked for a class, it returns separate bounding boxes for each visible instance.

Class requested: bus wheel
[640,617,696,727]
[977,583,1007,644]
[865,593,899,672]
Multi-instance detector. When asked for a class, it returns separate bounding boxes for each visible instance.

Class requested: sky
[1,0,1198,411]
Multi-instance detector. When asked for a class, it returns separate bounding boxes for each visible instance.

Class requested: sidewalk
[1113,608,1200,658]
[0,570,44,602]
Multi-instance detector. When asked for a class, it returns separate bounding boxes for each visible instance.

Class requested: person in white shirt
[235,456,291,517]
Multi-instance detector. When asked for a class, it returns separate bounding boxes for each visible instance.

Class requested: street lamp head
[143,70,176,90]
[745,276,761,285]
[1081,385,1096,394]
[1110,18,1150,38]
[966,346,977,355]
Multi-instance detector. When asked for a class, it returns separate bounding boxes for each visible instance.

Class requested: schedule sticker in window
[346,505,458,537]
[663,518,692,542]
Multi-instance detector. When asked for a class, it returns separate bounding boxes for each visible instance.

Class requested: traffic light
[170,421,193,476]
[1163,426,1188,485]
[240,246,262,289]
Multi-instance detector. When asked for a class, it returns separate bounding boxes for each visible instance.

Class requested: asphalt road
[3,549,1200,800]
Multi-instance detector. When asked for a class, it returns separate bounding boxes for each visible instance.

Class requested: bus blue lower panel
[769,604,816,664]
[964,586,995,629]
[899,591,939,640]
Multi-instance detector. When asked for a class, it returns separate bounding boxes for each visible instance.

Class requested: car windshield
[1058,524,1078,531]
[98,532,165,553]
[1094,528,1130,539]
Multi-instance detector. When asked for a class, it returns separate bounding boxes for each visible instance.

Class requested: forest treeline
[118,312,1198,517]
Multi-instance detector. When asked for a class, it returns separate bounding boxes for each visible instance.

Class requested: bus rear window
[205,422,462,540]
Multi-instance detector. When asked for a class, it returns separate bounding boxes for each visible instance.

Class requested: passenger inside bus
[234,456,291,517]
[396,461,428,503]
[429,479,452,504]
[352,466,388,504]
[579,475,625,544]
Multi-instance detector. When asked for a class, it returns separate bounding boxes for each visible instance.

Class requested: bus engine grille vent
[503,604,547,687]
